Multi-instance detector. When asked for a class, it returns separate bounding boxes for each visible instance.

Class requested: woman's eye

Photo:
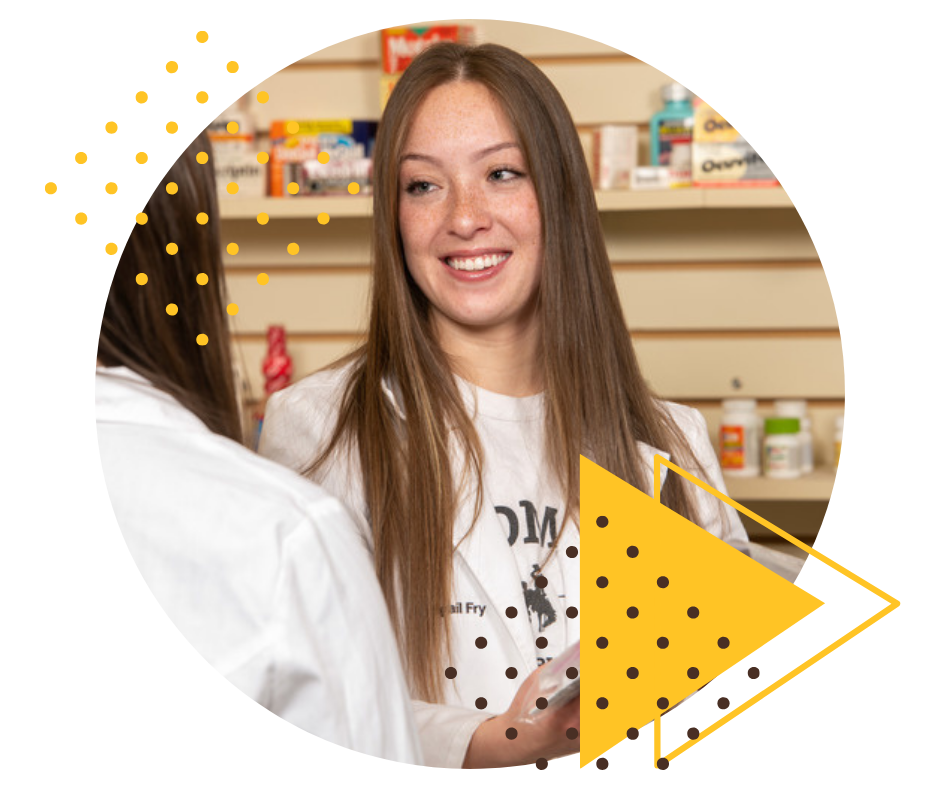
[405,180,435,195]
[490,168,523,182]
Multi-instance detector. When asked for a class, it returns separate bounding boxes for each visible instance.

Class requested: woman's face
[398,81,543,342]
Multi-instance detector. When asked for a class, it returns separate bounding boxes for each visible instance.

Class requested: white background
[2,0,937,785]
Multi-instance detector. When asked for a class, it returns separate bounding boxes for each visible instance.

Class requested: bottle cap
[774,399,807,416]
[662,82,693,103]
[765,417,801,435]
[722,398,758,411]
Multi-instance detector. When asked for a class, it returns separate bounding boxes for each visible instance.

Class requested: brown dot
[535,575,548,589]
[535,758,548,770]
[444,667,457,679]
[505,606,518,618]
[626,727,639,740]
[687,606,700,619]
[657,758,669,770]
[536,636,548,649]
[566,667,578,679]
[626,667,638,679]
[596,758,608,770]
[566,606,578,618]
[596,515,608,527]
[566,546,578,558]
[748,667,760,679]
[535,697,548,710]
[688,728,700,740]
[505,727,518,740]
[687,667,700,679]
[657,697,669,710]
[718,697,730,710]
[657,576,669,588]
[596,576,608,588]
[596,637,608,649]
[506,667,518,679]
[718,636,730,649]
[657,637,669,649]
[476,697,487,709]
[475,637,487,649]
[627,606,639,619]
[566,728,579,740]
[596,697,608,709]
[627,545,639,557]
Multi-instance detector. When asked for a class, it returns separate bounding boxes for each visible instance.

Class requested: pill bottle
[774,399,813,474]
[650,83,695,167]
[719,399,761,477]
[763,417,802,479]
[834,413,844,470]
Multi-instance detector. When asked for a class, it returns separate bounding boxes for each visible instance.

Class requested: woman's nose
[447,183,491,237]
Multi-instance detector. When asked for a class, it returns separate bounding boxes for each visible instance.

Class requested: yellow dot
[196,212,209,225]
[166,121,179,134]
[226,182,239,195]
[196,273,209,285]
[257,91,269,104]
[227,121,239,134]
[196,333,209,346]
[136,273,148,285]
[75,152,87,164]
[166,61,178,74]
[136,152,148,164]
[227,61,239,73]
[196,31,209,43]
[44,182,57,195]
[287,182,300,195]
[287,243,299,256]
[257,151,269,165]
[105,182,118,194]
[106,243,118,255]
[196,151,209,164]
[256,212,269,225]
[286,120,300,134]
[136,91,148,104]
[348,182,360,195]
[317,151,330,164]
[166,182,178,195]
[196,91,209,104]
[226,303,239,316]
[166,303,179,316]
[257,273,269,286]
[106,121,118,134]
[227,243,239,255]
[317,213,330,225]
[75,212,87,225]
[136,212,148,225]
[166,243,178,255]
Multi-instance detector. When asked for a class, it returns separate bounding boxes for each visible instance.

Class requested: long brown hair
[98,131,242,444]
[312,43,703,702]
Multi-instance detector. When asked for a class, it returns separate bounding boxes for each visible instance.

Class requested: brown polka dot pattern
[505,667,518,679]
[566,606,578,618]
[444,667,456,679]
[688,727,700,740]
[535,758,547,770]
[626,667,639,679]
[475,637,487,649]
[535,697,548,710]
[566,546,578,558]
[626,545,638,557]
[596,637,608,649]
[596,758,608,770]
[718,697,730,709]
[505,606,517,618]
[505,727,517,740]
[566,667,578,680]
[748,666,760,679]
[596,515,609,528]
[657,758,669,770]
[475,697,487,709]
[626,727,639,740]
[566,728,578,740]
[536,636,547,649]
[718,636,730,649]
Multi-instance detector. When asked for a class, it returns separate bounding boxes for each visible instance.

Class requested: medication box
[692,100,778,187]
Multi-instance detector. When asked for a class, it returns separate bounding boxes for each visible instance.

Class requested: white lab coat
[96,366,422,764]
[259,365,747,767]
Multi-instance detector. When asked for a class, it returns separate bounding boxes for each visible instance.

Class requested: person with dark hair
[96,132,422,763]
[260,43,747,767]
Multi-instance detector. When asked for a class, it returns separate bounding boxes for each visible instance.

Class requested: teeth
[446,253,509,271]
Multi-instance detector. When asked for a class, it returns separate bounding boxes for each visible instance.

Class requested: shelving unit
[724,469,835,502]
[217,186,793,220]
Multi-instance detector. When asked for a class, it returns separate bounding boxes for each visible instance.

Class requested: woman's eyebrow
[400,142,520,166]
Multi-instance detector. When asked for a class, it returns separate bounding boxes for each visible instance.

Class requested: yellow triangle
[580,455,823,767]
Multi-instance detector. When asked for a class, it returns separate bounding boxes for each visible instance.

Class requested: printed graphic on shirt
[496,500,557,547]
[521,563,557,632]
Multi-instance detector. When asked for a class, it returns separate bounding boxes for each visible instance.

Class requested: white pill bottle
[763,417,802,479]
[774,399,813,474]
[719,398,762,477]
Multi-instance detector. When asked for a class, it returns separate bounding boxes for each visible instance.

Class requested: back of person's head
[98,131,242,443]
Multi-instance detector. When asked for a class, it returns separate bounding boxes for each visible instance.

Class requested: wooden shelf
[218,187,793,220]
[724,469,835,502]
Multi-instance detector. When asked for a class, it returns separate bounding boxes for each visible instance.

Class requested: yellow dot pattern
[196,273,209,286]
[166,61,178,73]
[106,243,118,255]
[196,212,209,225]
[227,61,239,73]
[106,121,118,134]
[317,213,330,225]
[166,303,179,316]
[196,333,209,346]
[257,151,269,165]
[348,182,360,195]
[196,31,209,43]
[136,152,148,164]
[105,182,118,195]
[136,213,148,225]
[286,121,300,135]
[257,91,269,104]
[226,243,239,255]
[226,303,239,316]
[257,273,269,285]
[256,212,269,225]
[287,243,299,256]
[75,152,87,164]
[287,182,300,195]
[166,243,179,255]
[136,273,148,285]
[317,151,330,164]
[196,91,209,104]
[166,182,178,195]
[136,91,148,104]
[227,121,239,134]
[226,182,239,195]
[75,213,87,225]
[45,182,57,195]
[166,121,179,134]
[196,151,209,164]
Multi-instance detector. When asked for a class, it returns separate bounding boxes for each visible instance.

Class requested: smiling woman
[258,42,748,769]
